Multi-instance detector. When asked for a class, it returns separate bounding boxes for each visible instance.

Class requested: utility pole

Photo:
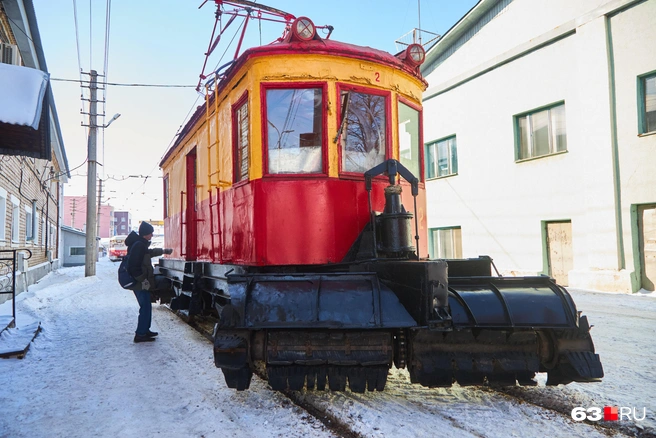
[84,70,98,277]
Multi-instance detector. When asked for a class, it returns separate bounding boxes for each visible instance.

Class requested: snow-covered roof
[0,63,49,129]
[421,0,498,76]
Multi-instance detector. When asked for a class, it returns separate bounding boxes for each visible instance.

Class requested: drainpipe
[604,16,625,270]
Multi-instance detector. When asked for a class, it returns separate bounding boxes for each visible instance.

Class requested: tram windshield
[266,87,323,174]
[339,90,387,173]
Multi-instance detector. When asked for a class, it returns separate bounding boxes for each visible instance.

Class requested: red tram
[157,3,603,392]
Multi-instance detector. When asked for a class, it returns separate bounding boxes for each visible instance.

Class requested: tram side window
[233,96,249,182]
[398,101,421,179]
[266,87,323,174]
[339,90,387,174]
[163,175,169,218]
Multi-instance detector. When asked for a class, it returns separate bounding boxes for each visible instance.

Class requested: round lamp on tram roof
[405,43,426,66]
[292,17,316,41]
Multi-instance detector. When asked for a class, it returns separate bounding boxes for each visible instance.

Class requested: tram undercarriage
[157,253,603,392]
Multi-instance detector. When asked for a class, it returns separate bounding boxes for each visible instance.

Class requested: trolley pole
[85,70,98,277]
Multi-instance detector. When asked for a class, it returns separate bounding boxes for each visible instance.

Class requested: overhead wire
[72,0,83,74]
[158,9,246,166]
[101,0,113,182]
[50,78,196,87]
[72,0,89,153]
[89,0,92,70]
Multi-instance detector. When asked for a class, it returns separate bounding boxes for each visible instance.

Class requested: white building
[421,0,655,292]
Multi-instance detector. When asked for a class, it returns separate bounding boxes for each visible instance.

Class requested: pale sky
[32,0,478,222]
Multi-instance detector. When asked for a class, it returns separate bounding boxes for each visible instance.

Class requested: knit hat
[139,221,154,236]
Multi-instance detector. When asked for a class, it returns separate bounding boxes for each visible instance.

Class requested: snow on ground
[501,288,656,436]
[0,259,333,438]
[0,259,653,437]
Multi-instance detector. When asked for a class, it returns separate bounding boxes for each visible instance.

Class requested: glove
[163,248,173,255]
[142,279,151,291]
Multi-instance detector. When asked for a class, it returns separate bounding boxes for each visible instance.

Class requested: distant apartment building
[62,196,115,238]
[114,211,132,236]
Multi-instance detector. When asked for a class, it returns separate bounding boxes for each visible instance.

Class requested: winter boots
[134,334,156,343]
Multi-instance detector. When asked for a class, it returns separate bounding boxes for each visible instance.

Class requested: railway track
[167,307,638,438]
[174,310,364,437]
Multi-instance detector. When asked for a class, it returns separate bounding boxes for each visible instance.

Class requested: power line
[51,77,196,88]
[89,0,92,70]
[101,0,113,184]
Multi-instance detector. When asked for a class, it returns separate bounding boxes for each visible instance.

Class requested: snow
[0,260,332,438]
[0,63,49,129]
[0,259,653,437]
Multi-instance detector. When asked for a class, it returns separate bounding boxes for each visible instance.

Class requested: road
[0,258,653,437]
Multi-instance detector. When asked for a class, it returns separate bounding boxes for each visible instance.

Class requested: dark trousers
[133,290,152,336]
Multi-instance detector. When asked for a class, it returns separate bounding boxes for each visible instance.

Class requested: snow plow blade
[210,259,602,391]
[406,274,604,387]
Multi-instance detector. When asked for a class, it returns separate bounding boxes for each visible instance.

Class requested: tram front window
[266,87,323,174]
[339,90,387,174]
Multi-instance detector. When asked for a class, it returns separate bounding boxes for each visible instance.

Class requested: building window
[265,85,324,174]
[232,93,249,182]
[639,73,656,134]
[163,175,169,219]
[70,247,86,256]
[428,226,462,259]
[515,102,567,160]
[34,209,39,245]
[25,207,33,241]
[426,136,458,179]
[339,86,388,174]
[49,222,56,249]
[25,202,36,242]
[11,196,19,243]
[0,188,6,241]
[398,100,422,179]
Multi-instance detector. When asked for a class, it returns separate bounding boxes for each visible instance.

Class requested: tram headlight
[405,43,426,66]
[292,17,316,41]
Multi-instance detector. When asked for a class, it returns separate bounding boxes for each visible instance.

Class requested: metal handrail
[0,249,30,329]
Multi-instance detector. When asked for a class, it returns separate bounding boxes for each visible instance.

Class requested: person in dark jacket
[125,221,172,343]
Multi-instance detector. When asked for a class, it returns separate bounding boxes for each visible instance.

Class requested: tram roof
[160,38,426,167]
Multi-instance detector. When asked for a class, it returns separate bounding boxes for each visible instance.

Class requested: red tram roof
[160,38,427,167]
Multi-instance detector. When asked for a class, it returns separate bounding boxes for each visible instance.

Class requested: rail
[0,249,32,329]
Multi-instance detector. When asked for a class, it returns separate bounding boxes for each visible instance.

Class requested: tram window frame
[232,91,250,184]
[336,83,392,179]
[397,96,424,182]
[163,174,169,219]
[261,82,328,177]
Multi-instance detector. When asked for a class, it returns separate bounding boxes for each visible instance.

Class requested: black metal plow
[212,270,603,391]
[406,275,604,388]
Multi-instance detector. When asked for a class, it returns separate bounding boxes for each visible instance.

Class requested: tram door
[638,205,656,291]
[185,149,198,260]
